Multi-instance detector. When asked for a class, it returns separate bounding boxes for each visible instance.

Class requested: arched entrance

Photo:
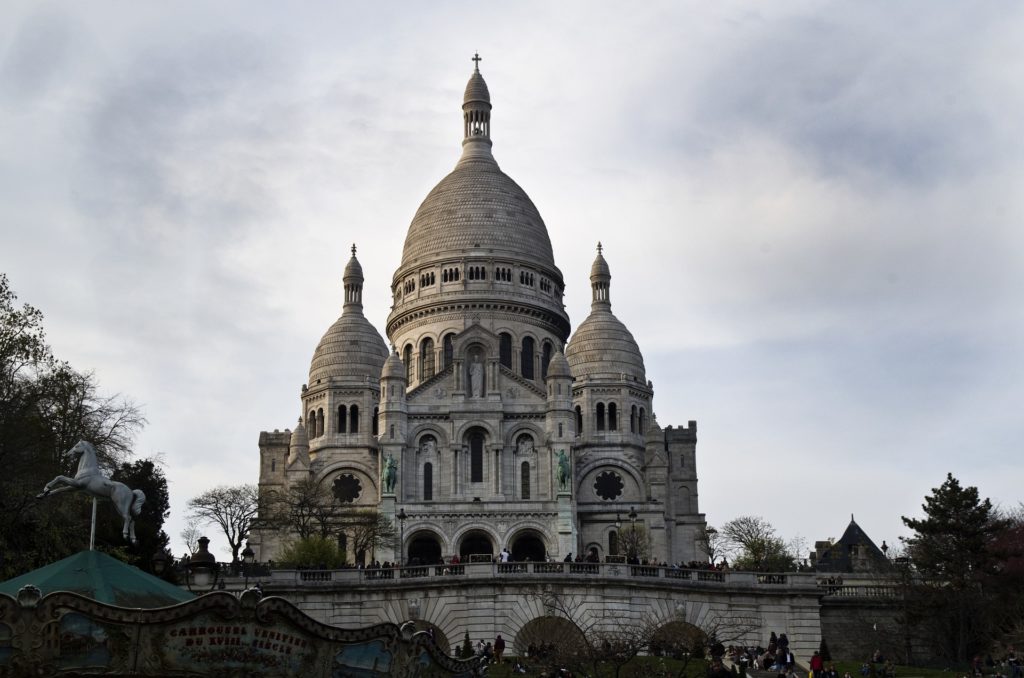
[650,621,707,659]
[514,616,586,657]
[510,531,546,562]
[458,531,494,560]
[407,532,442,565]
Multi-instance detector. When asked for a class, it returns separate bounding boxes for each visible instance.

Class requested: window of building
[337,405,347,433]
[350,405,359,433]
[316,408,324,437]
[594,470,624,501]
[470,431,484,483]
[541,341,552,379]
[424,462,433,501]
[575,406,583,435]
[443,334,454,369]
[596,403,605,431]
[421,338,435,380]
[630,405,637,433]
[521,462,531,500]
[608,402,618,431]
[499,333,512,369]
[639,408,646,435]
[372,406,379,436]
[308,410,316,437]
[609,531,619,555]
[521,337,535,380]
[404,344,413,382]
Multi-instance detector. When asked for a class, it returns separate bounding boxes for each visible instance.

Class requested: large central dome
[399,153,556,270]
[398,63,555,271]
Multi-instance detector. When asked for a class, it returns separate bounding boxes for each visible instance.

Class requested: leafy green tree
[278,536,346,569]
[95,459,172,574]
[0,274,144,580]
[900,473,1015,664]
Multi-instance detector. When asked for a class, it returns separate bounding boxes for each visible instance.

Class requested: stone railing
[261,563,817,589]
[818,583,899,598]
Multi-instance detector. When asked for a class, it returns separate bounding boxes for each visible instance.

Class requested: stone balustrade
[250,562,818,589]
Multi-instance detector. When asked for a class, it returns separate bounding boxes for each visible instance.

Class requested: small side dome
[382,348,407,381]
[290,418,309,449]
[567,312,646,383]
[309,315,388,384]
[545,349,571,380]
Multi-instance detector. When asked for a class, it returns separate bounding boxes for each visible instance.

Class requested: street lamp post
[187,536,220,593]
[397,508,407,567]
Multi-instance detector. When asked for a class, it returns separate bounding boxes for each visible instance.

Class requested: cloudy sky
[2,1,1022,559]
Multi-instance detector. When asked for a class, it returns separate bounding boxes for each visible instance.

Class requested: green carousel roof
[0,550,194,608]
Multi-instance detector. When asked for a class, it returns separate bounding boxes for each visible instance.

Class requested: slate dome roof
[309,314,388,385]
[398,64,556,272]
[567,311,646,383]
[399,153,556,270]
[309,251,388,385]
[381,348,406,380]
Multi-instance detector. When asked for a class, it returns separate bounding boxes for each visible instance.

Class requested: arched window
[442,270,448,283]
[639,408,646,435]
[575,406,583,435]
[316,408,324,437]
[372,406,379,436]
[596,403,606,431]
[421,338,435,380]
[403,344,413,382]
[423,462,433,501]
[308,410,316,438]
[521,337,535,380]
[443,334,454,369]
[337,405,347,433]
[541,341,552,379]
[608,403,618,431]
[609,531,619,556]
[470,431,484,483]
[630,405,637,433]
[499,333,512,369]
[350,405,359,433]
[521,462,531,500]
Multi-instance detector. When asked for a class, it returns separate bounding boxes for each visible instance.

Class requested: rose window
[333,474,362,503]
[594,471,624,501]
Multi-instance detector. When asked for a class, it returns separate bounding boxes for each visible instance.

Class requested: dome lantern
[463,53,492,144]
[343,243,364,312]
[590,242,612,310]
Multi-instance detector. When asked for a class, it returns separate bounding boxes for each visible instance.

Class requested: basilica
[251,59,707,566]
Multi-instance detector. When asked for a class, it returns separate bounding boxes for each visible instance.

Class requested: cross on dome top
[351,243,357,257]
[472,52,482,72]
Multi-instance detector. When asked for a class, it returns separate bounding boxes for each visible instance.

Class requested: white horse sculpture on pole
[37,440,146,545]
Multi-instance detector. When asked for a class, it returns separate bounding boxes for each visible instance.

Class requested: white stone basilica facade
[252,60,707,566]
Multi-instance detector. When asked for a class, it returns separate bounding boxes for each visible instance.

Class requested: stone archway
[514,616,586,657]
[650,620,707,659]
[407,532,443,565]
[510,530,546,562]
[410,621,451,655]
[458,531,494,560]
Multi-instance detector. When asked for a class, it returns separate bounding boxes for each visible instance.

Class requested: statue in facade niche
[517,437,533,455]
[556,450,570,492]
[37,440,146,543]
[421,437,436,455]
[469,355,483,397]
[382,454,398,494]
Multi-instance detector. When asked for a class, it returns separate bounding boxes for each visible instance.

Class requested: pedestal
[557,491,576,558]
[379,495,397,564]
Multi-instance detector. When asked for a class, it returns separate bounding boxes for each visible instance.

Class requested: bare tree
[697,525,725,564]
[618,523,652,562]
[186,484,259,561]
[180,517,203,556]
[721,515,794,571]
[340,509,396,563]
[259,478,344,540]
